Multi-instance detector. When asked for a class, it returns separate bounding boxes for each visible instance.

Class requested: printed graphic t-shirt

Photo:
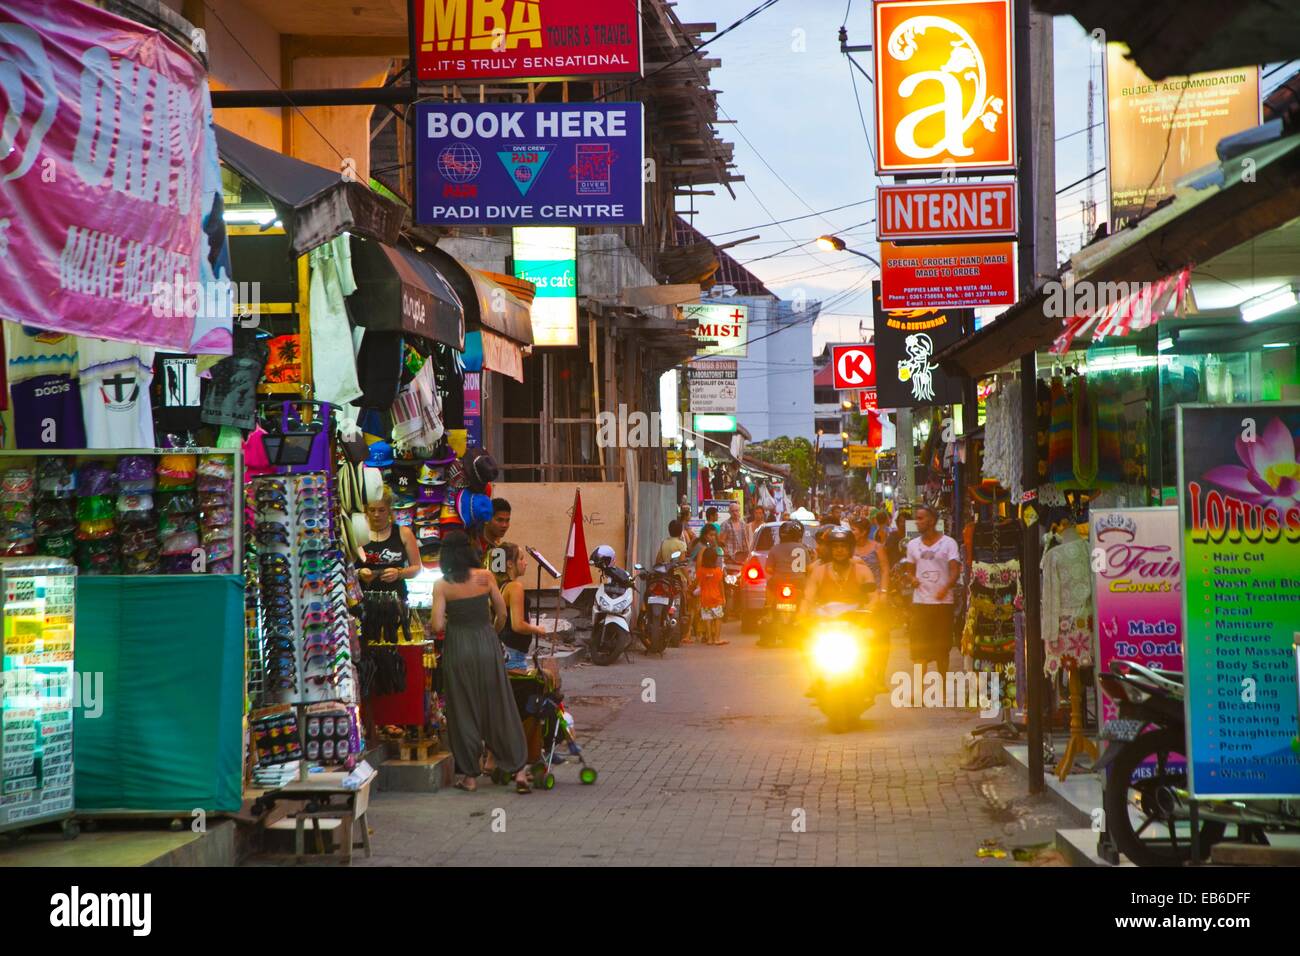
[906,534,960,605]
[80,360,155,449]
[11,374,86,449]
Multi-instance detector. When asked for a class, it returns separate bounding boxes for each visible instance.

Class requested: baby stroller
[502,654,598,790]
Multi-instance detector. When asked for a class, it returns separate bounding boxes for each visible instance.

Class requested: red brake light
[742,558,764,582]
[781,585,792,598]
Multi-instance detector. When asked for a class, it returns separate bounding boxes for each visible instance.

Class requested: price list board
[0,561,76,832]
[1177,405,1300,798]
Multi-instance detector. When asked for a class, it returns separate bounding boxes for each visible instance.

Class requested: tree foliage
[748,436,815,493]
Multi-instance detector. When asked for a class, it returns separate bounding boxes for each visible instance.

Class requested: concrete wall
[184,0,389,175]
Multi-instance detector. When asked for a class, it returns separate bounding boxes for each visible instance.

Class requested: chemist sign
[415,103,645,227]
[685,303,748,358]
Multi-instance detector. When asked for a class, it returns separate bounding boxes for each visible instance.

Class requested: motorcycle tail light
[649,582,669,597]
[742,558,763,583]
[780,585,793,598]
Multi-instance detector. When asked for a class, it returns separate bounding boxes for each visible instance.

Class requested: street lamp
[817,234,881,267]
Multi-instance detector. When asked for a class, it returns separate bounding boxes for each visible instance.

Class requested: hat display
[464,449,498,492]
[365,440,395,469]
[439,498,463,527]
[416,484,446,505]
[455,489,493,528]
[443,458,468,491]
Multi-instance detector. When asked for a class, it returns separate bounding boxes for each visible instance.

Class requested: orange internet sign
[874,0,1016,174]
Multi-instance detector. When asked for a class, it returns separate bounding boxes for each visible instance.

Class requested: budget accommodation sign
[415,103,645,227]
[414,0,642,82]
[873,0,1016,175]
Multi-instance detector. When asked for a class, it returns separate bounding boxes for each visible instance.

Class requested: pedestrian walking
[694,548,728,645]
[432,531,532,794]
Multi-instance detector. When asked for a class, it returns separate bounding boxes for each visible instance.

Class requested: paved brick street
[357,625,1077,866]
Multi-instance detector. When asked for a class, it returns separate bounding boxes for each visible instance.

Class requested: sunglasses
[296,476,328,490]
[294,515,331,530]
[304,650,350,669]
[299,554,344,572]
[294,495,329,510]
[305,672,347,687]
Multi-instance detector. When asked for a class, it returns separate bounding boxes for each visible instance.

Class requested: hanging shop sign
[871,280,969,408]
[859,388,878,412]
[414,103,644,227]
[1090,507,1185,777]
[876,182,1017,242]
[1177,404,1300,798]
[831,345,876,390]
[687,360,738,415]
[464,371,483,448]
[413,0,643,82]
[693,414,737,434]
[0,0,232,353]
[686,303,748,358]
[847,444,877,468]
[873,0,1016,175]
[880,240,1016,310]
[512,226,578,347]
[1105,45,1260,232]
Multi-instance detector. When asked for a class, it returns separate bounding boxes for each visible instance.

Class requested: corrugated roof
[672,215,776,298]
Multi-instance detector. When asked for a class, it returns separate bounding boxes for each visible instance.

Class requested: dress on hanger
[1039,525,1093,675]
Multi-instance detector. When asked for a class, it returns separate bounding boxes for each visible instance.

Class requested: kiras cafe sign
[873,0,1016,174]
[414,0,644,82]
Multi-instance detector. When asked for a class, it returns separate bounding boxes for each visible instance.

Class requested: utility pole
[1016,0,1056,795]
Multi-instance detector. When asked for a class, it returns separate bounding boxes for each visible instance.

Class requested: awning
[423,247,535,346]
[347,236,465,350]
[216,126,404,257]
[1032,0,1300,81]
[938,129,1300,378]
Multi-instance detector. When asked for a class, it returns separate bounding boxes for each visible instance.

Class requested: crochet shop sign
[880,240,1016,310]
[1177,404,1300,799]
[1090,506,1184,775]
[871,280,968,408]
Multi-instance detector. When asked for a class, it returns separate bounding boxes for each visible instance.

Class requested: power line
[1056,166,1106,195]
[597,0,784,101]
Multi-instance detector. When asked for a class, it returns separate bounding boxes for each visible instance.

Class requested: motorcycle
[1096,659,1300,866]
[723,559,743,620]
[757,571,804,648]
[634,552,686,655]
[586,559,637,666]
[805,601,881,732]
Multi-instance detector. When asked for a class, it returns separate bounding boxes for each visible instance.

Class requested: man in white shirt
[900,504,961,675]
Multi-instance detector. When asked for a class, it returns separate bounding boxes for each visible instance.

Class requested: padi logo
[34,381,72,398]
[50,886,151,936]
[1093,512,1138,540]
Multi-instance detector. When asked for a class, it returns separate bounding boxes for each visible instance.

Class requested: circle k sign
[831,345,876,390]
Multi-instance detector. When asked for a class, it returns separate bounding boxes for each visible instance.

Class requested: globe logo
[438,144,481,184]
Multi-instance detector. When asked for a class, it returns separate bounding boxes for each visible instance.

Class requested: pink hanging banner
[0,0,232,352]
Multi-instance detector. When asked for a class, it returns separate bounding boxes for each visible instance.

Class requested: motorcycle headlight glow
[811,628,860,677]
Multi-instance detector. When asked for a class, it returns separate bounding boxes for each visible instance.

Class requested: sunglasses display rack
[252,473,357,711]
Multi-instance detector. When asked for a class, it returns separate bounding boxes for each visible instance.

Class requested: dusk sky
[674,1,1113,353]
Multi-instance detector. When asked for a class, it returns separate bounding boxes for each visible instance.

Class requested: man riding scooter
[800,528,890,720]
[758,520,810,647]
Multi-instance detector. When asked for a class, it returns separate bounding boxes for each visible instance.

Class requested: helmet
[778,520,803,542]
[827,527,855,549]
[589,544,615,567]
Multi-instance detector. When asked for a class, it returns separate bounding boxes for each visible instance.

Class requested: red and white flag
[560,489,594,603]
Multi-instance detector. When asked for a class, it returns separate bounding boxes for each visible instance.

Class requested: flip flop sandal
[515,778,532,794]
[454,777,477,792]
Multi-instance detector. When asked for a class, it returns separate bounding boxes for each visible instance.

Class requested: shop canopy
[423,247,535,347]
[348,236,465,350]
[215,126,404,257]
[938,127,1300,378]
[1033,0,1300,80]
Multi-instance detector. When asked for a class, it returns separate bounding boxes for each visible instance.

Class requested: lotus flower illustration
[1203,417,1300,510]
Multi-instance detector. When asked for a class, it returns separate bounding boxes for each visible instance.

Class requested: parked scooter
[634,551,687,655]
[805,601,881,732]
[586,545,636,666]
[1096,659,1300,866]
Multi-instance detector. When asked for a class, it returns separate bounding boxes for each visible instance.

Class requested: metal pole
[1016,0,1045,795]
[897,408,914,505]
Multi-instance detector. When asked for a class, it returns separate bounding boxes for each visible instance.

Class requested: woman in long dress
[431,531,530,793]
